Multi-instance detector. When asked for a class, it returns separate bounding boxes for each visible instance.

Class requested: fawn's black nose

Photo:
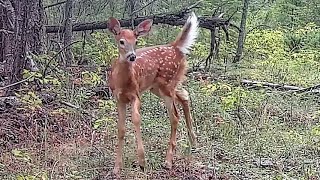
[128,54,136,62]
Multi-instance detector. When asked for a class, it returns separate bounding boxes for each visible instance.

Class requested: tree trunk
[0,1,15,87]
[205,28,216,70]
[0,0,44,94]
[233,0,249,63]
[63,0,74,66]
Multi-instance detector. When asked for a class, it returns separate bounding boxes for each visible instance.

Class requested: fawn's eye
[119,40,125,45]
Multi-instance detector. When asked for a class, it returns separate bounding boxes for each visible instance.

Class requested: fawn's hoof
[113,166,120,176]
[139,165,145,172]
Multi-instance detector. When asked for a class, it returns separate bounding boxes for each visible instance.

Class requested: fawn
[107,12,198,175]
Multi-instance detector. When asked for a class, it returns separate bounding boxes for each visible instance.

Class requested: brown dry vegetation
[1,64,320,179]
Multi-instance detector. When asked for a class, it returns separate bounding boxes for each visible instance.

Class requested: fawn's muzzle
[128,54,136,62]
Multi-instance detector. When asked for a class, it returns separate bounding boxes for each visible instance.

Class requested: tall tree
[233,0,249,63]
[0,0,44,94]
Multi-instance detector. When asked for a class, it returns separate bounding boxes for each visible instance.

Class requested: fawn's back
[132,44,187,92]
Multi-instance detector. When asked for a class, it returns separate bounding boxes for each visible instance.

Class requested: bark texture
[0,0,44,93]
[233,0,249,63]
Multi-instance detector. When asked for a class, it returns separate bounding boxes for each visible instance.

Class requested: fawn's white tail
[173,12,199,55]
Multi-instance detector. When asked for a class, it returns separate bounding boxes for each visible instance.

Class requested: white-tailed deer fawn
[107,12,198,175]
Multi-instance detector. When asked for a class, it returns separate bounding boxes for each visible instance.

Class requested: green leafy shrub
[240,28,320,86]
[245,29,286,60]
[73,32,117,66]
[284,23,320,52]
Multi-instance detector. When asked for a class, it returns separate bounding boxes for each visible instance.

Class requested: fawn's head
[108,17,153,62]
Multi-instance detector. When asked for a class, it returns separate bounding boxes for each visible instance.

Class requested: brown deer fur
[107,12,199,175]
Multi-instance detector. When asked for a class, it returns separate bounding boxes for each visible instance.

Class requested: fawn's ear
[134,19,153,37]
[108,17,121,35]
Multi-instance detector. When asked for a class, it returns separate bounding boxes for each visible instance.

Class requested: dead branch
[241,80,301,90]
[44,0,67,9]
[60,100,80,109]
[0,75,34,91]
[0,29,14,34]
[241,80,320,93]
[292,84,320,93]
[46,14,234,33]
[45,1,238,33]
[60,100,93,116]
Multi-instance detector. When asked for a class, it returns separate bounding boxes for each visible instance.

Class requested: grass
[1,73,320,179]
[1,45,320,179]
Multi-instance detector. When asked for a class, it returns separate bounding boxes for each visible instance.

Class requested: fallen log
[241,80,320,93]
[45,14,232,33]
[45,1,237,33]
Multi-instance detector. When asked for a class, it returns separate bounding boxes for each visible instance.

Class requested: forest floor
[1,60,320,180]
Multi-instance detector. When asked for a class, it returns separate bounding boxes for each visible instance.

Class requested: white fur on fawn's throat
[176,12,199,55]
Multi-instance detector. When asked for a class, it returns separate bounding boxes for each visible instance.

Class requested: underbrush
[1,25,320,179]
[1,75,320,179]
[233,25,320,87]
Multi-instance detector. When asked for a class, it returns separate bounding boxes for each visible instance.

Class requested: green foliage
[16,172,48,180]
[93,117,114,130]
[284,23,320,52]
[93,99,116,130]
[81,71,102,86]
[16,91,42,111]
[246,29,286,59]
[42,75,62,87]
[22,69,61,87]
[22,70,42,81]
[12,149,32,163]
[241,27,320,86]
[221,87,247,110]
[250,0,318,29]
[201,82,247,110]
[73,32,117,66]
[276,0,311,27]
[51,108,70,116]
[190,41,210,65]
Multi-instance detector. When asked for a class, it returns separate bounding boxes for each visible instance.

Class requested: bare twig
[60,100,92,116]
[241,80,302,90]
[44,0,67,9]
[227,9,239,22]
[130,0,158,16]
[247,24,272,34]
[42,40,82,77]
[182,0,203,12]
[0,29,14,34]
[0,75,34,90]
[217,13,224,18]
[60,100,80,109]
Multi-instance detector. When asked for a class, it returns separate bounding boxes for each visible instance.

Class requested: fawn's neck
[115,60,137,88]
